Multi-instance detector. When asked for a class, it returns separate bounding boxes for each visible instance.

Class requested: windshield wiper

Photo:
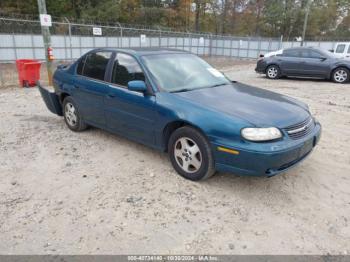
[170,88,192,93]
[171,83,228,93]
[208,83,228,88]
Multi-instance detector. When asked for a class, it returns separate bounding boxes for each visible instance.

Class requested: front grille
[284,117,315,140]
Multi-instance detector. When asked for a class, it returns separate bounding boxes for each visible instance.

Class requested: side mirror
[127,80,147,93]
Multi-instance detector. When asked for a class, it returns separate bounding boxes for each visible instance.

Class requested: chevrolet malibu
[39,48,321,181]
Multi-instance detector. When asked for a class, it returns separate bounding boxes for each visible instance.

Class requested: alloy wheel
[174,137,202,173]
[334,69,348,83]
[267,67,278,78]
[65,102,77,127]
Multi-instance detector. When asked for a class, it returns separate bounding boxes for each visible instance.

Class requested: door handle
[73,85,80,89]
[107,93,116,98]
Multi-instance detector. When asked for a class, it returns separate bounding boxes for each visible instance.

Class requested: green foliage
[0,0,349,38]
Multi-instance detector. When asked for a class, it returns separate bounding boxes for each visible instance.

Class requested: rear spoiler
[37,81,63,116]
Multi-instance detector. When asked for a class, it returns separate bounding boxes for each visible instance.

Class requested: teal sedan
[39,48,321,181]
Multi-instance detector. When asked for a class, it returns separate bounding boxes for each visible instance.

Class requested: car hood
[172,82,310,128]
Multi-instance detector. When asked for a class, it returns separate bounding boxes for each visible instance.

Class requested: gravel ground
[0,58,350,255]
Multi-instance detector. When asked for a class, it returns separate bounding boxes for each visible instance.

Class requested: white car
[333,43,350,60]
[260,49,283,58]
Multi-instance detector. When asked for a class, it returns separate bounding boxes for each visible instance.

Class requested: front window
[111,53,145,86]
[141,53,230,92]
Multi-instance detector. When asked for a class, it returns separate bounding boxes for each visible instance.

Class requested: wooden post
[37,0,53,85]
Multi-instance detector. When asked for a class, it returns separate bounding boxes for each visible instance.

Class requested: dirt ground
[0,58,350,255]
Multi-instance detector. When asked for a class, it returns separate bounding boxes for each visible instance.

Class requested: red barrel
[15,59,41,87]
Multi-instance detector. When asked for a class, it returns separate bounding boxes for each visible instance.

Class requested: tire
[168,126,215,181]
[332,67,349,84]
[266,65,281,79]
[62,96,88,132]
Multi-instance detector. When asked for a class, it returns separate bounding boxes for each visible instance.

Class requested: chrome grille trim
[284,117,314,140]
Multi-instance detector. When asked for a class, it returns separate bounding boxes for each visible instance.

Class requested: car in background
[259,49,283,58]
[38,48,321,181]
[333,42,350,60]
[256,46,350,83]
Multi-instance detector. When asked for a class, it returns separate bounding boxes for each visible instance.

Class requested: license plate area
[299,138,314,157]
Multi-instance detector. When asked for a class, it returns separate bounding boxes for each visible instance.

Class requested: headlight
[241,127,282,142]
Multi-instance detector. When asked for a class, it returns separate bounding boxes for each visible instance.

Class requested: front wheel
[266,65,281,79]
[332,67,349,83]
[62,96,88,132]
[168,126,215,181]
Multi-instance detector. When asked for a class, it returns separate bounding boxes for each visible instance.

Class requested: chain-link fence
[2,16,350,87]
[0,16,283,63]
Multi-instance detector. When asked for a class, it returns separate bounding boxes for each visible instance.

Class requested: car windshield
[141,53,231,92]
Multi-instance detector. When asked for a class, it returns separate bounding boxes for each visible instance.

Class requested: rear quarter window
[82,52,112,81]
[283,49,299,57]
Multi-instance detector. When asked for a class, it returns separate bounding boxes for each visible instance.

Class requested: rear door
[73,51,113,126]
[104,52,157,146]
[298,49,330,77]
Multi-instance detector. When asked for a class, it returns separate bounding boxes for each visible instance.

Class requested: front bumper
[213,123,321,177]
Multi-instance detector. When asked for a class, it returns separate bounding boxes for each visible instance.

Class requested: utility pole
[37,0,53,85]
[301,0,312,47]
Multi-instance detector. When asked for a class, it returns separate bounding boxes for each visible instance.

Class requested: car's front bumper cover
[212,123,321,177]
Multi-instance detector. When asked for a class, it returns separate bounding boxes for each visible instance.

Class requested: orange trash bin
[15,59,41,87]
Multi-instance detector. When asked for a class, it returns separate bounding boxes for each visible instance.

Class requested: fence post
[247,37,251,58]
[31,34,35,59]
[120,24,123,47]
[238,38,241,58]
[64,18,72,60]
[280,35,283,49]
[12,32,18,60]
[189,32,192,53]
[209,34,212,57]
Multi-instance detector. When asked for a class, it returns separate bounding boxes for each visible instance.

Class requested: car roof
[89,47,188,56]
[285,46,322,51]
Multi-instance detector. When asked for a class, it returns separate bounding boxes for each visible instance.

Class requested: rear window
[335,44,346,53]
[308,50,323,59]
[81,52,112,81]
[283,49,299,57]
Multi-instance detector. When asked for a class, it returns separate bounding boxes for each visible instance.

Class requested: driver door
[104,52,157,146]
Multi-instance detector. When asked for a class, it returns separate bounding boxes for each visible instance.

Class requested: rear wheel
[332,67,349,83]
[62,97,87,132]
[168,126,215,181]
[266,65,281,79]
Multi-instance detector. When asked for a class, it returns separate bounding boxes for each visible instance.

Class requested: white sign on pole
[199,37,204,45]
[40,14,52,27]
[92,27,102,36]
[140,34,147,44]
